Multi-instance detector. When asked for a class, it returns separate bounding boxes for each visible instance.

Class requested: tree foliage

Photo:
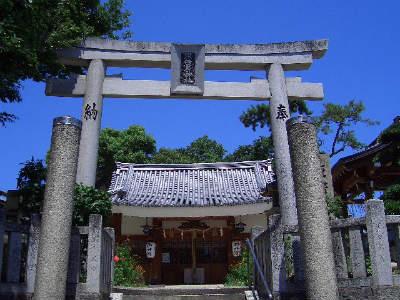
[239,100,312,131]
[225,136,274,162]
[151,148,193,164]
[16,157,46,215]
[381,184,400,203]
[0,0,131,126]
[315,100,379,157]
[97,125,156,188]
[184,135,226,163]
[16,158,112,225]
[73,184,112,226]
[151,136,227,164]
[374,120,400,167]
[240,99,379,159]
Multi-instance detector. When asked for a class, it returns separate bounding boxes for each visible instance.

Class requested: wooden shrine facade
[332,117,400,209]
[107,161,275,284]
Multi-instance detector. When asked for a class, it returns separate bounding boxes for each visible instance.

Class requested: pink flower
[114,255,120,262]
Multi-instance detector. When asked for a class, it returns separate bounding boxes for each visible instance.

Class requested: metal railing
[246,238,273,299]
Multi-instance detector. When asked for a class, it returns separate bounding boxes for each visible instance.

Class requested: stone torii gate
[46,38,328,226]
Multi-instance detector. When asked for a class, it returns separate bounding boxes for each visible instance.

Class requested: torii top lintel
[47,38,328,101]
[59,38,328,71]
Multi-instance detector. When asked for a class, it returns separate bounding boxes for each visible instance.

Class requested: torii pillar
[268,63,298,225]
[75,59,106,186]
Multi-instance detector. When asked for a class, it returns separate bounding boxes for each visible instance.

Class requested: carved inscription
[180,52,196,84]
[276,104,289,120]
[84,102,98,121]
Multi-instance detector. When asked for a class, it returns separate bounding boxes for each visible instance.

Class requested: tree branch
[330,122,343,157]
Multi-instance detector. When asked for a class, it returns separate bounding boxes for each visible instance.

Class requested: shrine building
[107,160,276,285]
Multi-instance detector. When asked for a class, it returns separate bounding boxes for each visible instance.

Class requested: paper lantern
[232,240,241,257]
[146,242,156,258]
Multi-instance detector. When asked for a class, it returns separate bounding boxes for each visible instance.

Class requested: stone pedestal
[287,115,339,300]
[33,116,81,300]
[349,226,367,278]
[76,59,106,187]
[267,63,298,226]
[366,199,393,287]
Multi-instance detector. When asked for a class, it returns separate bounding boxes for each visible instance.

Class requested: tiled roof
[109,160,275,207]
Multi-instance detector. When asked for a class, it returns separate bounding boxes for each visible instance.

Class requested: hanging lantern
[145,242,156,258]
[232,240,241,257]
[141,217,152,235]
[235,216,246,233]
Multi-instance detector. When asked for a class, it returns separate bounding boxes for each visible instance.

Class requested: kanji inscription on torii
[180,52,196,84]
[84,102,98,121]
[170,44,205,95]
[276,104,289,120]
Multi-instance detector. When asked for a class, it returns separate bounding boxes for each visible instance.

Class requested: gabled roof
[109,160,275,208]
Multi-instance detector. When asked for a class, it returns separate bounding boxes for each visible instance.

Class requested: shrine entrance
[161,237,228,284]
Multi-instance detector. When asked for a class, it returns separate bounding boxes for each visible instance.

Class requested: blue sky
[1,1,399,192]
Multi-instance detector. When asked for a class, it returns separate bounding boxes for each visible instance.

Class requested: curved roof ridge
[109,160,275,208]
[116,159,273,170]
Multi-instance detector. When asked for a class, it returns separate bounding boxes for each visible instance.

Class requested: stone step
[121,294,245,300]
[112,285,247,300]
[113,285,247,296]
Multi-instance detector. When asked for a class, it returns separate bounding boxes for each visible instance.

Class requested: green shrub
[326,196,344,219]
[73,184,112,226]
[225,247,253,286]
[113,244,145,287]
[283,235,294,281]
[381,184,400,202]
[383,200,400,215]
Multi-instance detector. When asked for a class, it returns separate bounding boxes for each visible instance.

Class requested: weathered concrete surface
[365,199,393,287]
[58,38,328,70]
[76,59,106,187]
[268,63,298,226]
[81,37,328,57]
[46,76,324,101]
[33,116,81,300]
[331,229,349,279]
[26,214,41,294]
[287,116,339,300]
[349,226,367,278]
[319,153,334,198]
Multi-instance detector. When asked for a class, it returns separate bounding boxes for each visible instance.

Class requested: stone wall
[0,210,114,300]
[252,199,400,300]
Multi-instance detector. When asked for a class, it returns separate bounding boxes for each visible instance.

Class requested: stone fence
[253,199,400,300]
[0,209,115,300]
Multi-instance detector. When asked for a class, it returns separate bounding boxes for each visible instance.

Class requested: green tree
[97,125,156,189]
[0,0,131,126]
[17,157,46,215]
[151,136,228,164]
[184,135,227,163]
[73,184,112,226]
[225,136,274,162]
[375,119,400,215]
[151,148,193,164]
[373,119,400,167]
[315,100,380,157]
